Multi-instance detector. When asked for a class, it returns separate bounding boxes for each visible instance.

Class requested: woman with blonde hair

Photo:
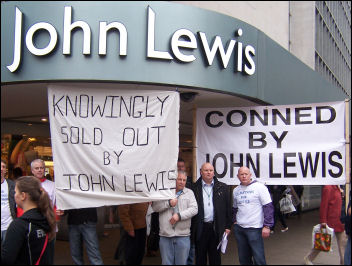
[1,176,56,265]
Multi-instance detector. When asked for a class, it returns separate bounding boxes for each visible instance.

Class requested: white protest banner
[197,101,346,185]
[48,85,179,210]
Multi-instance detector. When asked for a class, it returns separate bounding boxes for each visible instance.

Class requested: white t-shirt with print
[1,179,13,231]
[233,181,272,228]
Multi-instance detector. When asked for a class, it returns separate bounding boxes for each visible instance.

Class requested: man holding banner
[192,162,232,265]
[152,170,198,265]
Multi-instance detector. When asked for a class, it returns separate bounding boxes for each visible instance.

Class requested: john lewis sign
[7,5,255,75]
[2,1,347,106]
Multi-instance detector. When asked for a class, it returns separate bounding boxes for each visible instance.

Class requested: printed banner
[197,101,346,185]
[48,86,179,210]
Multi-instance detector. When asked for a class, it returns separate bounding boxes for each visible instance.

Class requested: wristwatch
[263,226,270,229]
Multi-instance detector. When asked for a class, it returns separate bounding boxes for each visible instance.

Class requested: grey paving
[54,209,344,265]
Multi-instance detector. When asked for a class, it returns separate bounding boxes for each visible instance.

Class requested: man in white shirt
[1,160,16,246]
[233,166,274,265]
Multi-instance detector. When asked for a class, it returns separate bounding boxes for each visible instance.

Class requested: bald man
[192,162,232,265]
[232,166,274,265]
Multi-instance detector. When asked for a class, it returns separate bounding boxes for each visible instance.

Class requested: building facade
[1,1,350,212]
[175,1,351,98]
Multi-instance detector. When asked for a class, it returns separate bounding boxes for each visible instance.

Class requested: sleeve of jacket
[118,205,134,232]
[320,186,331,224]
[1,219,27,264]
[152,199,171,213]
[179,190,198,220]
[226,185,233,230]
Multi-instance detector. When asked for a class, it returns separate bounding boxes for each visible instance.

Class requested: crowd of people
[1,158,351,265]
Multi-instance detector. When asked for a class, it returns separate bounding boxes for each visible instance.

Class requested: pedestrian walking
[268,185,288,233]
[304,185,347,265]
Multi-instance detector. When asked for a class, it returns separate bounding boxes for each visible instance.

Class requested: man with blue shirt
[192,162,232,265]
[233,166,274,265]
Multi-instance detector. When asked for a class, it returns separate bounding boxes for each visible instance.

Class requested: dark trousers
[125,227,146,265]
[147,212,159,252]
[195,222,221,265]
[46,237,55,265]
[271,206,287,230]
[234,224,266,265]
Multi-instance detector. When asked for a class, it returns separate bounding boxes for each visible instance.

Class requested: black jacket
[1,208,53,265]
[66,207,98,225]
[268,185,286,208]
[191,177,233,243]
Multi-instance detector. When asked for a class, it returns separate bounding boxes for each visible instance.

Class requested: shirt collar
[241,180,257,187]
[202,179,214,187]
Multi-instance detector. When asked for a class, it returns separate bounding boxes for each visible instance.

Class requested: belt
[203,221,213,225]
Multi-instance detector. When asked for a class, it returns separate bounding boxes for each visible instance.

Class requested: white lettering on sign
[7,6,256,76]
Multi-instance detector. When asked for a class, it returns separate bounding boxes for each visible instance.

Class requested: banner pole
[192,104,197,183]
[345,99,350,212]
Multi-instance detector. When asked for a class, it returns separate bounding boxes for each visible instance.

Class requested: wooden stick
[345,99,350,212]
[192,104,197,183]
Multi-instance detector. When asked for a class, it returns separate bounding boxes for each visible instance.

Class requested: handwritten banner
[197,101,346,185]
[48,86,179,210]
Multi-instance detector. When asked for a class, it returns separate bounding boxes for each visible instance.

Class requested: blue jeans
[159,236,190,265]
[68,222,104,265]
[187,243,195,265]
[234,224,266,265]
[345,236,351,265]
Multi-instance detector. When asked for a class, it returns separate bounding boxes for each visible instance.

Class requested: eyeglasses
[33,167,45,170]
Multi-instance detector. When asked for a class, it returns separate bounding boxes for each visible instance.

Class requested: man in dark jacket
[192,162,232,265]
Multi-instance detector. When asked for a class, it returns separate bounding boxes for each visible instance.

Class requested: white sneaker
[304,255,313,265]
[281,227,289,232]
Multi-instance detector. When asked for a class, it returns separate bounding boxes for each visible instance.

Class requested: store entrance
[1,81,259,239]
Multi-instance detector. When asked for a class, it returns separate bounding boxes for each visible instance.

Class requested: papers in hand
[217,232,228,254]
